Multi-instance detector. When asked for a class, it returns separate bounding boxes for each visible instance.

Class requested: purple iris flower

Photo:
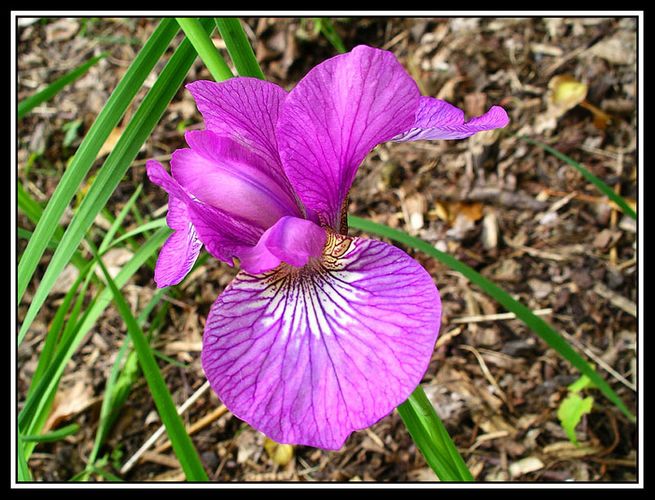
[147,45,508,450]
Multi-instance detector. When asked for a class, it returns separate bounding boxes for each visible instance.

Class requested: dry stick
[120,380,211,474]
[155,404,228,454]
[451,308,553,324]
[592,282,637,318]
[459,344,514,413]
[557,328,636,392]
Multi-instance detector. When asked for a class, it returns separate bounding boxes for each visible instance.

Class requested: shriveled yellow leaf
[548,75,588,113]
[98,127,124,158]
[263,437,294,466]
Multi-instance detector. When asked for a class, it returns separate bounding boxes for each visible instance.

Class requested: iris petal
[185,78,299,207]
[202,234,441,449]
[172,130,302,229]
[153,196,202,287]
[146,160,262,266]
[277,45,420,232]
[238,216,327,274]
[393,97,509,142]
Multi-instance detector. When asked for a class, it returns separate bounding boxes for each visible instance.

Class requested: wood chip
[543,441,603,459]
[509,456,544,478]
[593,282,636,317]
[141,451,181,469]
[481,210,499,250]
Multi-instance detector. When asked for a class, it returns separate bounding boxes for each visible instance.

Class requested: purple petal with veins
[147,160,263,266]
[277,45,420,232]
[185,78,300,208]
[202,233,441,449]
[153,195,202,287]
[393,97,509,142]
[173,130,302,229]
[238,216,327,274]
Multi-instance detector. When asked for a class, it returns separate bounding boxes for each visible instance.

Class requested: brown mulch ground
[17,17,638,482]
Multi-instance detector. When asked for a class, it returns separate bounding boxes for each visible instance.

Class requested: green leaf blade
[214,18,265,79]
[18,228,170,436]
[21,423,81,443]
[18,18,179,306]
[398,387,473,481]
[177,17,233,81]
[520,136,636,220]
[96,258,208,481]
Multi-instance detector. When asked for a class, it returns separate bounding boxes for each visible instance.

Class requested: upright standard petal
[202,232,441,450]
[393,97,509,142]
[172,130,302,229]
[186,78,298,205]
[277,45,420,231]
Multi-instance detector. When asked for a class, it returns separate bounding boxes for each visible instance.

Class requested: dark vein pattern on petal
[202,235,441,449]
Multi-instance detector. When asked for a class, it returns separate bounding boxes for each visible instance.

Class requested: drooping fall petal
[202,234,441,449]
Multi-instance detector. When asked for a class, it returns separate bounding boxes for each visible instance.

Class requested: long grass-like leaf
[214,18,265,79]
[177,17,233,81]
[27,264,90,397]
[398,387,473,481]
[17,18,178,307]
[18,228,170,435]
[21,423,81,443]
[17,19,214,346]
[17,437,32,482]
[108,218,167,248]
[520,136,636,219]
[21,268,96,459]
[314,18,347,53]
[23,185,145,453]
[88,288,168,466]
[98,184,143,254]
[18,52,108,119]
[348,215,635,421]
[17,184,88,270]
[96,257,208,481]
